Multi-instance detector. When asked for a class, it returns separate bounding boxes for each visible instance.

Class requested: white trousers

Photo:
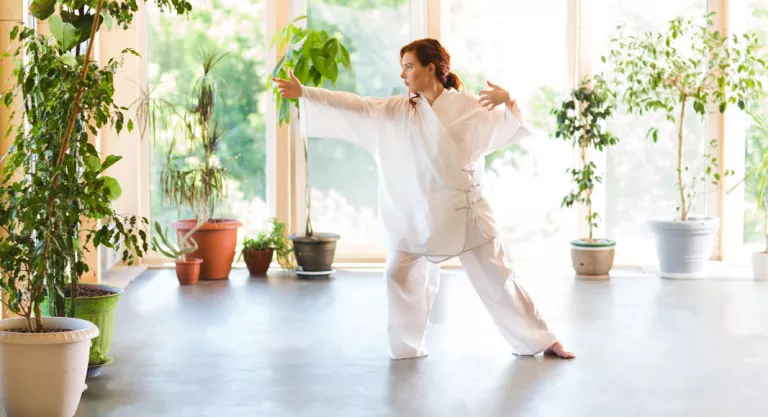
[385,239,557,359]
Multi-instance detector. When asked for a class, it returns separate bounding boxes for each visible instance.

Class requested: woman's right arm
[299,86,404,150]
[273,71,405,151]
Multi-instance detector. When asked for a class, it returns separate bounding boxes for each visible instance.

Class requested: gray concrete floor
[70,267,768,417]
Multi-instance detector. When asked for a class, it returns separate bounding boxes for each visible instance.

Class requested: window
[442,0,576,263]
[148,0,269,237]
[306,0,410,246]
[743,0,768,250]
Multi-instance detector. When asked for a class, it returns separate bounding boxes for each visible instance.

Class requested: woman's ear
[427,63,435,76]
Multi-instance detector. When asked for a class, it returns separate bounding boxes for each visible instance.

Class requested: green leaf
[61,54,77,67]
[100,155,122,172]
[10,26,19,41]
[3,92,13,107]
[294,55,310,83]
[61,10,97,44]
[339,44,351,69]
[49,15,82,52]
[127,119,134,132]
[278,98,291,125]
[30,0,57,20]
[85,155,101,172]
[102,176,122,200]
[100,10,114,31]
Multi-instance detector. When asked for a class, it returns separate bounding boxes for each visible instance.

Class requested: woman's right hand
[272,70,303,99]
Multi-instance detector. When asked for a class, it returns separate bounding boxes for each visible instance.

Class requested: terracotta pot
[172,219,242,280]
[175,258,202,285]
[570,239,616,280]
[244,249,274,276]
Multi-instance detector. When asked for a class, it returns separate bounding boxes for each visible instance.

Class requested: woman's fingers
[478,96,494,106]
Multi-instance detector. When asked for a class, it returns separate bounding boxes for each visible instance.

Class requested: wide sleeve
[298,86,406,152]
[480,104,534,152]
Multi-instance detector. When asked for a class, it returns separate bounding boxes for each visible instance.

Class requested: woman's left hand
[478,81,512,111]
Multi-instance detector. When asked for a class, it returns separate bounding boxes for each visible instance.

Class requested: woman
[273,38,574,360]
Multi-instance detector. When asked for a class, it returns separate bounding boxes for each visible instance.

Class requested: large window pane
[743,0,768,248]
[591,0,708,265]
[306,0,410,245]
[148,0,269,237]
[443,0,575,263]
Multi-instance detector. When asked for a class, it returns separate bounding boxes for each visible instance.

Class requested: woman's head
[399,38,462,94]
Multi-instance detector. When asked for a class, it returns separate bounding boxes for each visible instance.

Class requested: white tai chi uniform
[299,86,557,359]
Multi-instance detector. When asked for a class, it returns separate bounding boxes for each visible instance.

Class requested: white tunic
[299,86,533,261]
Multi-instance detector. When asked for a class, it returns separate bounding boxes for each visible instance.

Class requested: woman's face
[400,52,434,94]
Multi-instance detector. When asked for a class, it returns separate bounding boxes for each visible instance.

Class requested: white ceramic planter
[752,251,768,281]
[0,317,99,417]
[649,216,719,279]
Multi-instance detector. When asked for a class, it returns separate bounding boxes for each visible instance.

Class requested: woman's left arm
[477,81,533,151]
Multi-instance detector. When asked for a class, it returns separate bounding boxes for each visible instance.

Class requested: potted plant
[730,111,768,280]
[154,50,242,280]
[267,16,353,277]
[605,13,765,279]
[0,0,189,412]
[553,76,620,279]
[152,221,204,285]
[40,283,127,380]
[240,217,295,276]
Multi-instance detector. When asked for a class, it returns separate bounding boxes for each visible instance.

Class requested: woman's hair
[400,38,463,106]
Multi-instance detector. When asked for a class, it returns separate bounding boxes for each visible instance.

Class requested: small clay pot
[244,249,274,276]
[175,258,203,285]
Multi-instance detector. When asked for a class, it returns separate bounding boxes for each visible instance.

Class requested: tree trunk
[678,98,688,221]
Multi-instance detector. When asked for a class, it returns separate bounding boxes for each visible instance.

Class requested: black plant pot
[289,232,340,278]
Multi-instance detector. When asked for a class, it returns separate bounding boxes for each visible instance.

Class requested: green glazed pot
[42,283,122,366]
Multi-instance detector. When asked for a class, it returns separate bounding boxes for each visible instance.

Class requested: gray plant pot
[649,216,719,279]
[289,232,340,278]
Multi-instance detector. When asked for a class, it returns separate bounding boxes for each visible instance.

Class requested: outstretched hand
[478,81,512,111]
[272,70,303,99]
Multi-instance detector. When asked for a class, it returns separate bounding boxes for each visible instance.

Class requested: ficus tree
[605,13,766,221]
[0,0,190,331]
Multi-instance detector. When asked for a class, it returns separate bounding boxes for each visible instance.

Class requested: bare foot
[544,341,575,359]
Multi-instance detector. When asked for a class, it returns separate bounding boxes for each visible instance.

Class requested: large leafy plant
[553,76,619,242]
[267,16,352,125]
[0,0,190,332]
[606,13,766,221]
[267,16,352,237]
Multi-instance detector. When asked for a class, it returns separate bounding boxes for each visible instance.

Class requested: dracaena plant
[605,13,766,221]
[155,50,229,224]
[0,0,190,332]
[266,15,352,236]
